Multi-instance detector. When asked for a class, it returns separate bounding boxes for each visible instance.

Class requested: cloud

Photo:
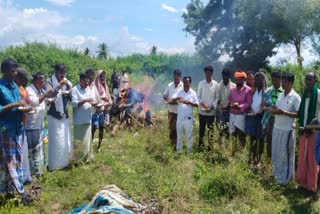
[106,26,195,56]
[0,4,69,46]
[45,0,75,6]
[0,2,97,51]
[161,3,178,13]
[0,3,195,56]
[268,42,318,66]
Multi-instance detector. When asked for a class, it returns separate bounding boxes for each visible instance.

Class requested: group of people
[163,65,320,193]
[0,58,132,204]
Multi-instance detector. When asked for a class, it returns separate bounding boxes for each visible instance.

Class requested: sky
[0,0,317,66]
[0,0,198,56]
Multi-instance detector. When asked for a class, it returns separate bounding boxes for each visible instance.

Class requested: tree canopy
[183,0,320,70]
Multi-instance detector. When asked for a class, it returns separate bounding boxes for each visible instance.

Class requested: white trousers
[176,118,193,152]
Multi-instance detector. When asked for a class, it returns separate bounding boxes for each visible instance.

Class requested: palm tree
[84,47,90,56]
[150,45,157,55]
[97,43,110,60]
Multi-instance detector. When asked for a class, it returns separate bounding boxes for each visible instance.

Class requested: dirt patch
[51,202,61,213]
[100,165,113,176]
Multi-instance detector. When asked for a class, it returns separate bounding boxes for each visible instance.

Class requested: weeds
[0,115,317,213]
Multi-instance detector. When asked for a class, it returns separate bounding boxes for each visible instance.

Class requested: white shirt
[218,81,235,104]
[197,79,219,116]
[25,84,46,130]
[72,84,96,125]
[173,88,199,121]
[251,90,263,114]
[163,81,183,114]
[274,89,301,131]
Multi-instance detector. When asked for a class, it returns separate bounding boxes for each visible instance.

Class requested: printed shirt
[197,79,219,116]
[173,88,199,120]
[72,84,96,125]
[25,84,46,130]
[0,78,23,137]
[274,89,301,131]
[228,84,252,114]
[261,86,283,129]
[218,81,235,104]
[163,81,183,114]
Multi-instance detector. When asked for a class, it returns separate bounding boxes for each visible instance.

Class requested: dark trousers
[249,137,264,164]
[233,127,246,148]
[168,112,177,150]
[198,114,215,151]
[265,117,275,160]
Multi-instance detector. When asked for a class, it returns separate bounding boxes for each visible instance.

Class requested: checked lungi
[0,134,24,194]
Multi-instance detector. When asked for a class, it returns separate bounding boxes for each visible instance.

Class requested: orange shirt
[19,86,27,125]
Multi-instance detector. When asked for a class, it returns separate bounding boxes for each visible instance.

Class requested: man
[110,67,120,99]
[172,76,199,153]
[25,72,52,177]
[120,69,129,86]
[72,73,96,162]
[163,69,183,150]
[269,72,301,185]
[228,70,252,148]
[245,72,267,164]
[46,63,73,171]
[245,70,255,89]
[0,59,32,204]
[15,68,32,184]
[217,68,235,128]
[197,65,219,151]
[261,71,283,160]
[296,72,320,192]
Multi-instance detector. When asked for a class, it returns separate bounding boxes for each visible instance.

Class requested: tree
[84,47,90,56]
[242,0,320,68]
[97,43,110,60]
[150,45,157,55]
[182,0,276,71]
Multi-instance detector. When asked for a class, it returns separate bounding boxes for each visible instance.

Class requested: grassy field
[0,110,320,213]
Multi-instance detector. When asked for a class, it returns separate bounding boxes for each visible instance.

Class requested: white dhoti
[74,124,92,162]
[48,115,73,171]
[229,113,246,134]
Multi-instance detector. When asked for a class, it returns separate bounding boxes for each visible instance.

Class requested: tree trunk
[294,39,303,69]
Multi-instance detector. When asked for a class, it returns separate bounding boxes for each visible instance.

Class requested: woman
[92,70,112,152]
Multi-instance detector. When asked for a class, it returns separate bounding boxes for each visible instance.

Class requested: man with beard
[46,63,73,171]
[296,72,320,192]
[245,72,267,165]
[228,70,252,149]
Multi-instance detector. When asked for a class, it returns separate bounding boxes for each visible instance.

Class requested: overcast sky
[0,0,317,66]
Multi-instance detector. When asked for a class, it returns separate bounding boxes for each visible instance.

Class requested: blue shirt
[125,88,139,105]
[0,78,23,137]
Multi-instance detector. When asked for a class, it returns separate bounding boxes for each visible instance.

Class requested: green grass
[0,110,319,213]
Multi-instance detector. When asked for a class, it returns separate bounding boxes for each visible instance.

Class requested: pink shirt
[228,84,252,114]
